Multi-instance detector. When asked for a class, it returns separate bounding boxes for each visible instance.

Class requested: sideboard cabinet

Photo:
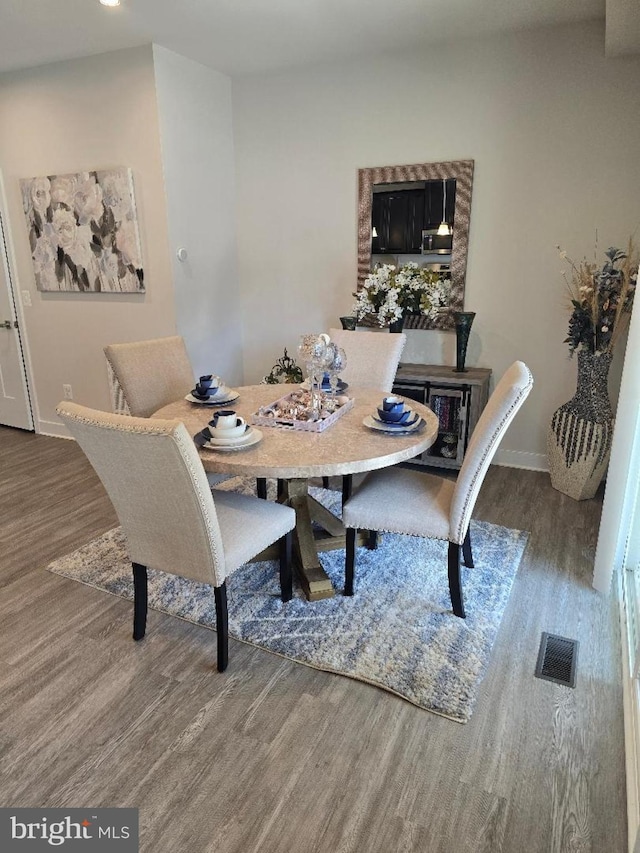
[392,363,492,470]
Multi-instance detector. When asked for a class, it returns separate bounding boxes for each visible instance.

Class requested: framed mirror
[357,160,474,330]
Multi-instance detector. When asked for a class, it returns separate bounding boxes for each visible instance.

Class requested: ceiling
[0,0,636,78]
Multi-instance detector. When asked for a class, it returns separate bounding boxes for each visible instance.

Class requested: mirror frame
[357,159,474,330]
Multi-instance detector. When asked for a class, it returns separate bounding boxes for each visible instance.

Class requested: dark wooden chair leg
[341,473,353,507]
[447,542,466,618]
[256,478,267,499]
[344,527,357,596]
[462,527,474,568]
[277,479,286,500]
[132,562,148,641]
[280,531,293,602]
[322,476,330,489]
[214,582,229,672]
[365,530,379,550]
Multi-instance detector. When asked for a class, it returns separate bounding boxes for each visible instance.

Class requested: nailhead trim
[452,367,533,543]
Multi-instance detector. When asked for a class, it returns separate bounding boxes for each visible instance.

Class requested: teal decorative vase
[389,317,404,333]
[453,312,476,372]
[339,316,357,331]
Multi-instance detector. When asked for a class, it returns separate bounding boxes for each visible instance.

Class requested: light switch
[22,290,32,307]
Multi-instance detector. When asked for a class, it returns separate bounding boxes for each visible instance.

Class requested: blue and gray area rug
[47,482,528,723]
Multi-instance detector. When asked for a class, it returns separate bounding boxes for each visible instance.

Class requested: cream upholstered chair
[104,336,194,418]
[342,362,533,618]
[328,328,406,392]
[56,402,296,672]
[104,335,230,489]
[324,328,407,491]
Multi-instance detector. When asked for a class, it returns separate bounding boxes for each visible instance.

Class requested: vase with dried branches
[548,241,637,499]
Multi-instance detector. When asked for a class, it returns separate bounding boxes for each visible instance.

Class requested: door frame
[0,171,36,431]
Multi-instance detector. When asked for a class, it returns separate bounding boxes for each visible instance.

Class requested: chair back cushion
[328,328,406,393]
[104,336,193,418]
[57,403,227,586]
[449,361,533,543]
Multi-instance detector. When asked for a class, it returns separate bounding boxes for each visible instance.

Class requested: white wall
[232,21,640,466]
[0,46,177,435]
[153,46,243,386]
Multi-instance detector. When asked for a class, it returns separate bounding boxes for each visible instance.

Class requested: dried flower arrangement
[558,241,638,355]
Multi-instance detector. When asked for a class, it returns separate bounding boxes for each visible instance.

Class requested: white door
[0,205,33,430]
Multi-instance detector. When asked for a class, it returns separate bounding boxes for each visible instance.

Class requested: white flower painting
[21,167,144,293]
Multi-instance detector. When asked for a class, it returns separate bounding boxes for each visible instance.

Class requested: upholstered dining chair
[328,328,406,393]
[104,335,231,489]
[324,328,407,492]
[104,335,194,418]
[341,361,533,618]
[56,402,296,672]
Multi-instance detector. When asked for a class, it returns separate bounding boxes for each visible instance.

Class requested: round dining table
[153,384,438,600]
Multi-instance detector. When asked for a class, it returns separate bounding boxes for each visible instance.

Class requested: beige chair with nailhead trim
[325,329,407,492]
[56,402,296,672]
[104,336,194,419]
[104,335,229,488]
[341,362,533,618]
[328,328,407,393]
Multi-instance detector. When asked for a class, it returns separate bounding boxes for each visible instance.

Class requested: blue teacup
[382,396,404,413]
[196,375,219,396]
[377,406,412,424]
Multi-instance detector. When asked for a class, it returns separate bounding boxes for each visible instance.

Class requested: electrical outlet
[63,384,73,400]
[22,290,32,307]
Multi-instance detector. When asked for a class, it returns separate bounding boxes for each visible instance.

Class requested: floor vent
[535,632,578,688]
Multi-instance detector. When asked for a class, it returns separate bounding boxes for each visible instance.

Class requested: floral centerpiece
[352,262,452,327]
[560,242,637,355]
[548,240,638,501]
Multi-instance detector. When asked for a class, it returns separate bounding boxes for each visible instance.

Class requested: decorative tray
[251,389,354,433]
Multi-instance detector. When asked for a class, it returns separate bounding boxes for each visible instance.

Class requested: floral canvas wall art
[21,167,144,293]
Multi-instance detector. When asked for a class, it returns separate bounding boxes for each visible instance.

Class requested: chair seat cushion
[214,490,295,575]
[342,466,455,542]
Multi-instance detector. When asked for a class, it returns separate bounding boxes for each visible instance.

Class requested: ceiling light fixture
[99,0,121,7]
[437,179,452,237]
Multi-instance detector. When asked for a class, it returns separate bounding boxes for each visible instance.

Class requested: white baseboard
[493,449,548,471]
[37,418,72,439]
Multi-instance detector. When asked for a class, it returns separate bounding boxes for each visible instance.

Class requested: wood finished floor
[0,426,627,852]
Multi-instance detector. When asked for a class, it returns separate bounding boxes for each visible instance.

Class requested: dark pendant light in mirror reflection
[453,312,476,372]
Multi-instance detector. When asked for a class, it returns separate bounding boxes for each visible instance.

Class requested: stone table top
[152,384,439,479]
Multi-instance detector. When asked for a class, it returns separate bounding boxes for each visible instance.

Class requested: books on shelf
[430,393,460,434]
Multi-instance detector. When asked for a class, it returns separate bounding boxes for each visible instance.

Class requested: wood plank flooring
[0,426,627,852]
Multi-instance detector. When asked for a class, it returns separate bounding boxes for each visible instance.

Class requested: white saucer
[205,425,250,445]
[363,415,425,435]
[203,428,262,452]
[185,388,239,406]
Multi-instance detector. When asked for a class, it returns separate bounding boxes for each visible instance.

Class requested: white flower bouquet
[352,262,451,327]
